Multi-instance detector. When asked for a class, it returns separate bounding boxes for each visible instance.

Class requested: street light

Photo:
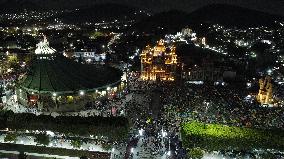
[167,150,171,156]
[79,90,85,96]
[130,147,134,153]
[111,148,115,159]
[161,127,167,138]
[138,128,143,136]
[162,130,167,138]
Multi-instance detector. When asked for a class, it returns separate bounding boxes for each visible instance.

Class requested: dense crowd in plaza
[120,72,284,158]
[124,76,186,159]
[160,82,284,129]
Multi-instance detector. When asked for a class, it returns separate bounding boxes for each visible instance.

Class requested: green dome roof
[19,56,122,94]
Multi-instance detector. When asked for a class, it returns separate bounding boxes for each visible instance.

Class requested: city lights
[0,1,283,159]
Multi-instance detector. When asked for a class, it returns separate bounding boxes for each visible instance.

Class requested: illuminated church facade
[140,40,177,81]
[257,76,274,105]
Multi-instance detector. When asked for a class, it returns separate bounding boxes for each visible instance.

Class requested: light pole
[111,148,115,159]
[168,137,170,156]
[131,147,134,153]
[0,63,6,92]
[125,51,131,91]
[161,127,167,138]
[102,45,105,53]
[138,128,144,136]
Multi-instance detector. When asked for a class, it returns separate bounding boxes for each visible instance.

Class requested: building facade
[140,39,177,81]
[73,51,106,63]
[257,76,274,105]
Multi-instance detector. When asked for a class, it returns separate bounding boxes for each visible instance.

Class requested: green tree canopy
[34,133,50,146]
[187,147,204,159]
[71,139,83,148]
[4,133,17,143]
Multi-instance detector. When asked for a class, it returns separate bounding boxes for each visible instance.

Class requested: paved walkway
[3,93,133,118]
[0,150,79,159]
[0,133,106,152]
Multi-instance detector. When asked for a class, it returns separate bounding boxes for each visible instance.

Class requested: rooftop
[18,56,122,94]
[34,37,56,55]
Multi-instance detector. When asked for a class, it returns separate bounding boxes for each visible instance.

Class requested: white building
[73,51,106,63]
[35,36,56,55]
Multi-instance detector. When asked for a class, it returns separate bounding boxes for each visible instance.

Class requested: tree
[34,133,50,146]
[0,86,3,96]
[78,54,83,64]
[0,57,9,74]
[104,53,111,64]
[187,147,204,159]
[18,152,28,159]
[24,54,35,66]
[102,143,112,151]
[71,139,82,148]
[251,42,275,68]
[260,152,277,159]
[7,55,20,71]
[90,31,104,39]
[4,133,17,143]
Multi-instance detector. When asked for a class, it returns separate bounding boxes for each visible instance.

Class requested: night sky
[0,0,284,16]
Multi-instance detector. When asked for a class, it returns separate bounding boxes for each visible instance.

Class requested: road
[150,88,162,118]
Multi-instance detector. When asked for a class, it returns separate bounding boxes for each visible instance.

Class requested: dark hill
[188,4,283,27]
[130,10,191,34]
[0,0,42,13]
[59,3,147,23]
[131,4,283,34]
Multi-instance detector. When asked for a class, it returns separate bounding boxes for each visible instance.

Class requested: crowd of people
[123,77,186,159]
[2,69,284,158]
[160,81,284,130]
